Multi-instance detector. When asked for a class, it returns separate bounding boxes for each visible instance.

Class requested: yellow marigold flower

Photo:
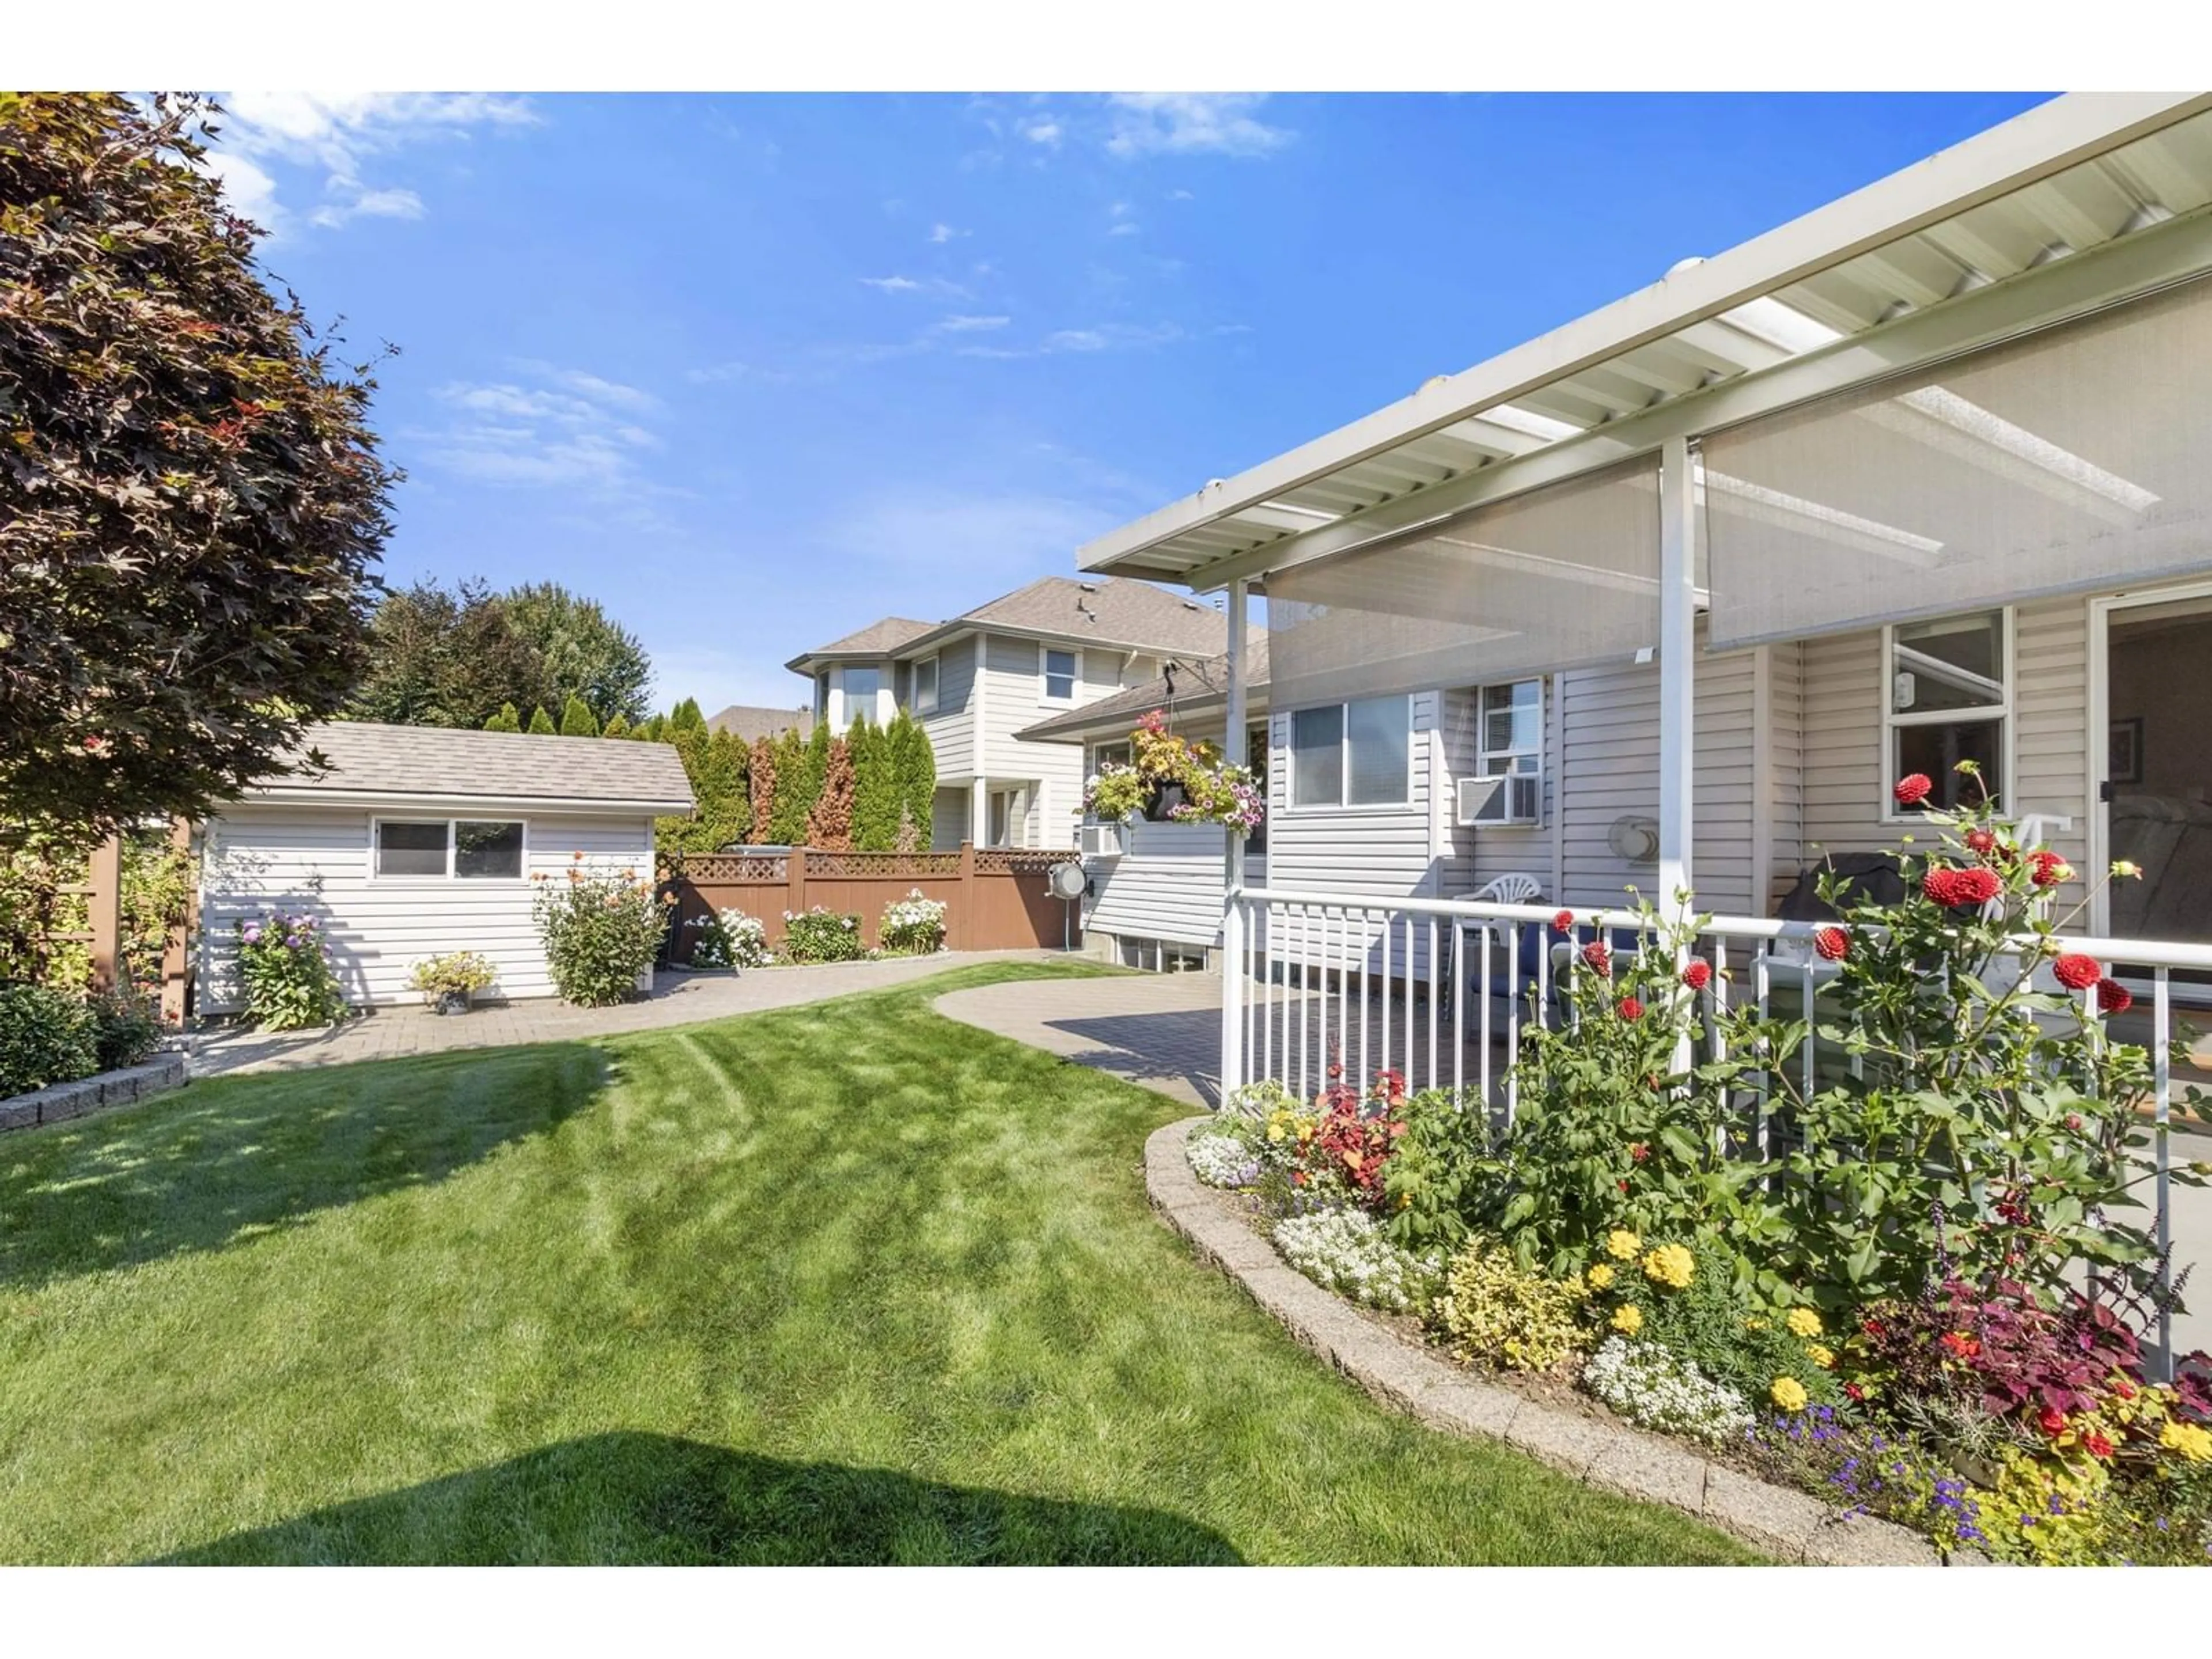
[1806,1344,1835,1369]
[1586,1263,1615,1290]
[1785,1306,1823,1339]
[1642,1243,1695,1290]
[2162,1420,2212,1463]
[1611,1305,1643,1335]
[1267,1124,1285,1143]
[1605,1229,1641,1262]
[1771,1376,1809,1412]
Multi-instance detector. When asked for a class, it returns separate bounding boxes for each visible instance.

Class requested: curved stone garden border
[1146,1115,1979,1566]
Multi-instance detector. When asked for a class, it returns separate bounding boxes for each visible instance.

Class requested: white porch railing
[1223,884,2211,1378]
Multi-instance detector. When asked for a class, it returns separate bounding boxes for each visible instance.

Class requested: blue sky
[208,90,2049,714]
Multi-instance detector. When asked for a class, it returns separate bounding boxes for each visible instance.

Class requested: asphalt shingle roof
[791,577,1230,669]
[1019,633,1272,743]
[706,704,815,743]
[247,722,696,809]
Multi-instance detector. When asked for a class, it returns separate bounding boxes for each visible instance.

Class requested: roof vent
[1078,581,1099,592]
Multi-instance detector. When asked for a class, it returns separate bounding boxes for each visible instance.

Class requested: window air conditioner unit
[1456,772,1541,828]
[1079,821,1126,861]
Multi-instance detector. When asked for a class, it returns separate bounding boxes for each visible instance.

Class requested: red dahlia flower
[1923,865,2001,908]
[1581,941,1612,978]
[1843,1382,1866,1403]
[2029,849,2073,888]
[1630,1142,1650,1162]
[1617,996,1643,1021]
[1680,959,1712,991]
[1813,926,1849,962]
[2053,953,2103,991]
[1965,828,1997,856]
[1551,908,1575,934]
[2085,1431,2115,1461]
[1893,772,1934,807]
[2096,978,2133,1015]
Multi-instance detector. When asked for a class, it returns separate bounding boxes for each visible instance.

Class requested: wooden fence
[658,843,1080,961]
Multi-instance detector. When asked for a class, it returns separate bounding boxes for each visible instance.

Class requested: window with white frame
[1887,609,2008,813]
[912,655,938,714]
[1089,739,1131,775]
[1290,694,1410,809]
[1476,680,1542,778]
[374,819,525,880]
[1043,647,1077,702]
[843,665,882,723]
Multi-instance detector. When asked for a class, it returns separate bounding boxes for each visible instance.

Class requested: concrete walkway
[936,971,1229,1111]
[192,950,1062,1078]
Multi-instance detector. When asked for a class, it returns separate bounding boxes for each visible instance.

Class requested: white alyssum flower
[1186,1132,1262,1189]
[1272,1207,1444,1315]
[1580,1336,1754,1444]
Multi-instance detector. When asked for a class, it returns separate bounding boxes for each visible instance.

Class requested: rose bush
[531,858,669,1006]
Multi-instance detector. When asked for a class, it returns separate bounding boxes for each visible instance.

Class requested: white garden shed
[198,722,695,1011]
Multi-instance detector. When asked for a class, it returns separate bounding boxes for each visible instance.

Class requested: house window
[374,819,525,879]
[1478,680,1542,778]
[843,666,881,724]
[1043,648,1077,702]
[1887,610,2008,813]
[815,671,830,722]
[988,788,1024,847]
[912,655,938,715]
[1290,695,1410,809]
[1090,740,1131,775]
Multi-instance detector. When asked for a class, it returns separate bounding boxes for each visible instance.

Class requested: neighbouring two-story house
[784,576,1233,851]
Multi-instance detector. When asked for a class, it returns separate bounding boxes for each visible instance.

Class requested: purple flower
[243,925,262,945]
[285,934,302,949]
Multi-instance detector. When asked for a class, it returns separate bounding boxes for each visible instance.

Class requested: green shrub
[87,987,161,1071]
[1430,1236,1589,1372]
[234,911,349,1030]
[526,705,556,735]
[877,889,946,956]
[0,983,99,1096]
[559,695,600,737]
[484,702,522,733]
[531,862,669,1005]
[779,906,865,964]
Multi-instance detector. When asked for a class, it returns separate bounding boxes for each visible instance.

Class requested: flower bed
[1183,768,2212,1564]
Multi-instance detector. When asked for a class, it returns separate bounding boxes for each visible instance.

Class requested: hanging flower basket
[1082,710,1264,832]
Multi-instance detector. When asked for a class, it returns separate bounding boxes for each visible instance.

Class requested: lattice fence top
[669,854,787,882]
[973,848,1073,876]
[802,851,964,878]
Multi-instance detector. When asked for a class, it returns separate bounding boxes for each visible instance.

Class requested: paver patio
[192,949,1063,1077]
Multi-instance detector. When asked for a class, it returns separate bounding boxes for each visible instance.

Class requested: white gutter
[1077,92,2212,578]
[235,790,696,815]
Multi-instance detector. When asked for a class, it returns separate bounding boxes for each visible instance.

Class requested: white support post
[1220,577,1249,1099]
[1658,436,1698,1077]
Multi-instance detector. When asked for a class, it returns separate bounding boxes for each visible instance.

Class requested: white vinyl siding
[1789,597,2090,886]
[1082,819,1267,952]
[200,805,656,1010]
[918,637,978,778]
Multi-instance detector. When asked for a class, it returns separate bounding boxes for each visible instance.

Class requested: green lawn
[0,963,1756,1564]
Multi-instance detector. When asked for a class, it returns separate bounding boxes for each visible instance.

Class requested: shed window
[454,820,525,879]
[376,820,451,877]
[1887,610,2008,813]
[374,819,526,879]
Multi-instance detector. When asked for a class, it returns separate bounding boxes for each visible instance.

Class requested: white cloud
[927,222,965,244]
[1104,94,1291,160]
[1108,221,1140,237]
[208,91,538,235]
[859,273,971,299]
[956,321,1184,361]
[936,315,1011,332]
[860,275,922,293]
[1021,118,1062,147]
[1169,188,1196,200]
[685,360,765,385]
[418,361,666,493]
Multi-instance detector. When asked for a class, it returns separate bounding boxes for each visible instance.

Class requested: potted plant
[1081,709,1265,832]
[407,950,498,1015]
